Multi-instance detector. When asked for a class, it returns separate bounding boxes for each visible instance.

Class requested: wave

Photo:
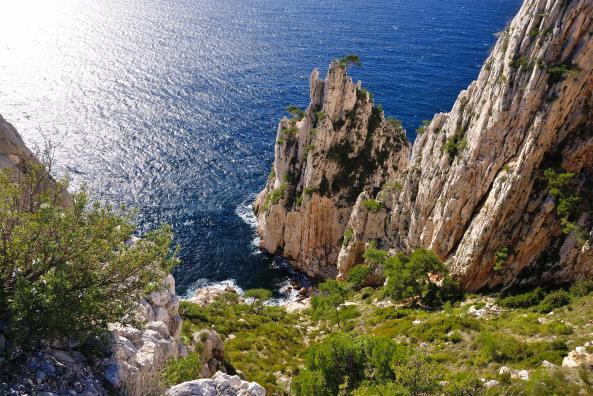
[181,278,244,300]
[235,194,261,250]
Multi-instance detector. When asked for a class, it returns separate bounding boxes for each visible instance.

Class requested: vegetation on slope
[0,160,177,344]
[170,243,593,395]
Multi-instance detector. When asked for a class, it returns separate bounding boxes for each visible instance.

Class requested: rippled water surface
[0,0,521,294]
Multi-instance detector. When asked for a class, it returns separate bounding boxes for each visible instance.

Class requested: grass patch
[178,295,305,394]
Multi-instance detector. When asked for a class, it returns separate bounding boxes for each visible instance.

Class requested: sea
[0,0,521,297]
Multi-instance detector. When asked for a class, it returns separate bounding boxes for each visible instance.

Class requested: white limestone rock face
[562,343,593,368]
[192,329,226,379]
[333,0,593,290]
[103,273,187,389]
[167,371,266,396]
[254,60,410,278]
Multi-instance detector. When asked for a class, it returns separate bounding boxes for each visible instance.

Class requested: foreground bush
[292,332,444,396]
[0,162,178,343]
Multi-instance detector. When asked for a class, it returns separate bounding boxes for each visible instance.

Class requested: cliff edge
[256,0,593,291]
[254,61,410,278]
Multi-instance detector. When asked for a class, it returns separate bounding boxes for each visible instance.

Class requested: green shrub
[303,186,316,196]
[315,111,325,123]
[442,133,467,158]
[347,265,372,288]
[352,382,407,396]
[342,228,353,246]
[362,199,382,213]
[386,117,403,130]
[337,54,362,69]
[394,350,442,395]
[293,332,408,396]
[357,88,370,101]
[416,119,431,134]
[477,332,527,363]
[569,279,593,297]
[281,126,298,136]
[511,56,533,70]
[529,28,540,38]
[382,248,459,307]
[0,163,177,343]
[382,181,403,192]
[523,369,582,395]
[179,300,210,323]
[544,168,583,236]
[477,332,567,366]
[493,247,510,273]
[178,293,305,394]
[299,333,369,394]
[262,183,288,210]
[443,372,484,396]
[160,352,202,386]
[409,314,481,343]
[448,330,463,344]
[362,242,388,266]
[287,105,305,120]
[295,195,303,207]
[536,289,570,313]
[544,320,573,335]
[498,288,545,308]
[548,64,580,76]
[303,144,316,157]
[291,369,327,396]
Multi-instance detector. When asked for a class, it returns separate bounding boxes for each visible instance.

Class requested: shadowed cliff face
[258,0,593,290]
[254,62,410,278]
[339,0,593,290]
[0,115,37,172]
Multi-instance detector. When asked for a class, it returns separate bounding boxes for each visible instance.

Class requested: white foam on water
[235,194,261,251]
[268,278,302,306]
[181,278,244,300]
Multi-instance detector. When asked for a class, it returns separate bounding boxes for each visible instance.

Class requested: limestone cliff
[257,0,593,290]
[0,114,39,172]
[254,62,410,277]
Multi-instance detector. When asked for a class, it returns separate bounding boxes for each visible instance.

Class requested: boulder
[498,366,529,381]
[193,329,225,378]
[167,371,265,396]
[562,346,593,368]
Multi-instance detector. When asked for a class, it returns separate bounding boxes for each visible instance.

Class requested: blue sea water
[0,0,521,296]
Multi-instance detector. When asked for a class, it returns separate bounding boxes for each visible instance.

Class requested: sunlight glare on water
[0,0,521,294]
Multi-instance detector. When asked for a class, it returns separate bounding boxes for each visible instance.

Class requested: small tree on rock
[318,280,348,329]
[338,54,362,69]
[244,288,272,314]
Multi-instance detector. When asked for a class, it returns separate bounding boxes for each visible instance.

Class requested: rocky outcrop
[167,371,266,396]
[103,274,186,389]
[257,0,593,290]
[254,61,410,278]
[0,114,37,172]
[338,0,593,290]
[562,343,593,368]
[0,274,186,395]
[0,347,107,395]
[191,330,226,379]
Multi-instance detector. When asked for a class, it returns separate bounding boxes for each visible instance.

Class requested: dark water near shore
[0,0,521,296]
